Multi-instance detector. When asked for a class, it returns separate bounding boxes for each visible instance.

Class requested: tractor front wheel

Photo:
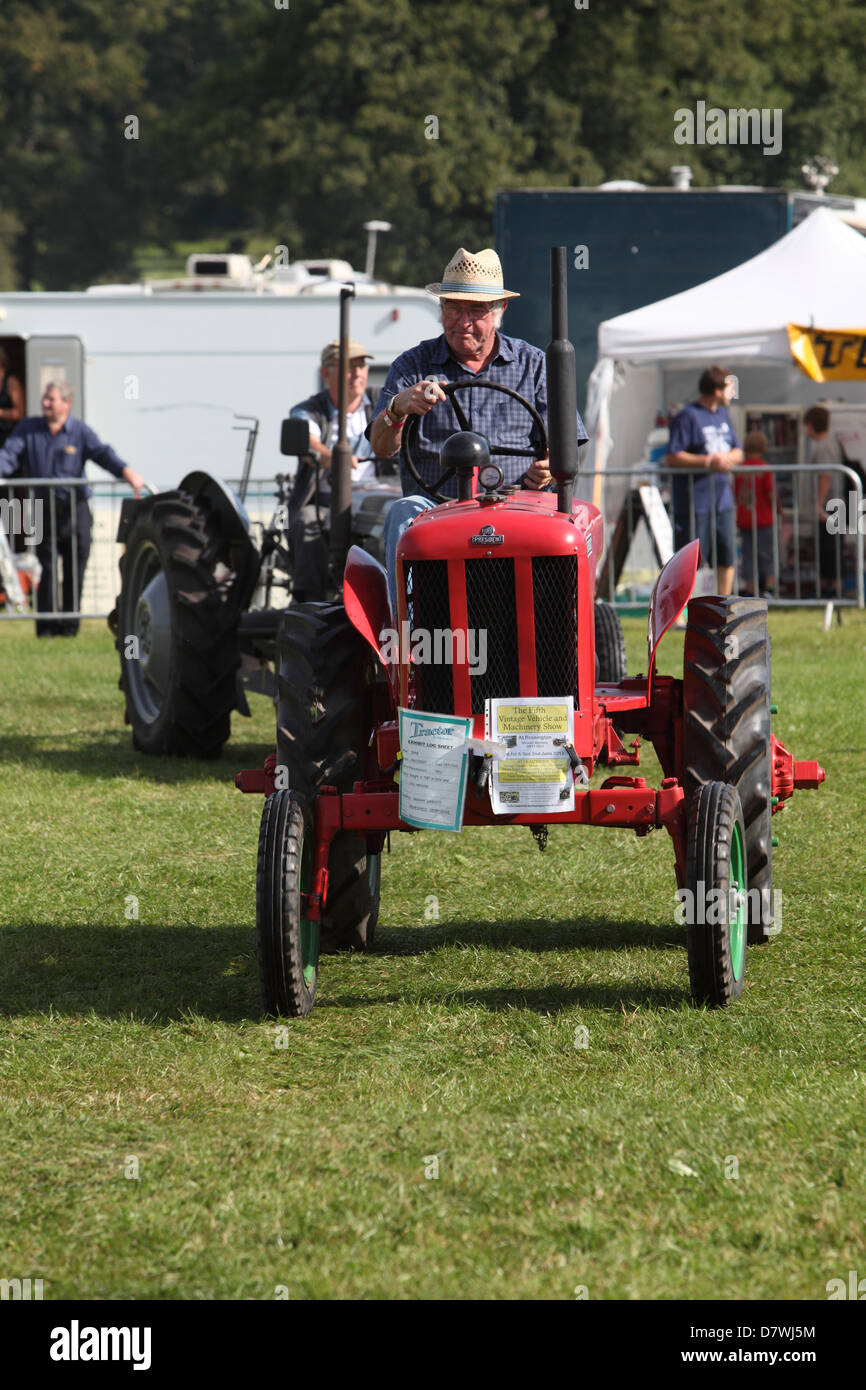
[685,780,747,1008]
[257,789,319,1018]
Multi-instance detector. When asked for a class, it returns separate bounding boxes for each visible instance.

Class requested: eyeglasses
[441,302,496,321]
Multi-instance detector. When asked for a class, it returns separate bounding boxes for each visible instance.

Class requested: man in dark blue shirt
[666,365,743,595]
[0,381,144,635]
[368,246,588,609]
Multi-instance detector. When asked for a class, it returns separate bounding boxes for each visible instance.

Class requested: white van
[0,252,440,490]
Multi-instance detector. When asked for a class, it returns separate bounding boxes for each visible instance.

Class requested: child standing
[736,430,780,596]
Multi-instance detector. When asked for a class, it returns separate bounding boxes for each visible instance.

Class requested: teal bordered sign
[397,707,471,832]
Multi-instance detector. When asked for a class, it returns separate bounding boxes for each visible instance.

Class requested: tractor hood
[398,492,603,565]
[393,491,603,725]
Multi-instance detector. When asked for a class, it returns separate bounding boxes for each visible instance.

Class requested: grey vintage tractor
[110,291,399,758]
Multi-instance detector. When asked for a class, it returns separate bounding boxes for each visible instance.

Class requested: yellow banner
[787,324,866,381]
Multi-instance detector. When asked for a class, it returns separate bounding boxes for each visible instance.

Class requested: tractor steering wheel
[400,377,548,503]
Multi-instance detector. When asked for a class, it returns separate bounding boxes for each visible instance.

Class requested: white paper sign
[486,696,578,814]
[398,708,471,832]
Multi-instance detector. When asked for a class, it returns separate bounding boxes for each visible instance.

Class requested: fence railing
[590,462,865,609]
[0,477,285,625]
[1,465,863,626]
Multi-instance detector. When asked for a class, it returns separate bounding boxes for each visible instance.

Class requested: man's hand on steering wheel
[400,377,549,502]
[523,455,552,490]
[391,379,449,419]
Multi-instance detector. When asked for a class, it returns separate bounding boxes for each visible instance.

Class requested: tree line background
[0,0,863,290]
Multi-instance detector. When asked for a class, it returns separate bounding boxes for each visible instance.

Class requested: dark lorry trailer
[494,185,862,405]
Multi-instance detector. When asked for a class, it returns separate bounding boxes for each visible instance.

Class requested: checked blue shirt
[371,332,588,498]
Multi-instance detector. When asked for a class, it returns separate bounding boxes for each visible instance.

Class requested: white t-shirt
[292,398,376,494]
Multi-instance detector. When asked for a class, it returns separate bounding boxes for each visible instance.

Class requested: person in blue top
[0,381,144,635]
[666,366,743,596]
[369,246,588,610]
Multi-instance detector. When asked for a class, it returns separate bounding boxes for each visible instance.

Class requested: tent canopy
[598,208,866,364]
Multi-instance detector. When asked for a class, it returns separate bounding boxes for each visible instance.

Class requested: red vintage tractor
[237,248,824,1016]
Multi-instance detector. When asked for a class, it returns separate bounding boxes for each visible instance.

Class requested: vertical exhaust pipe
[545,246,579,514]
[329,284,355,586]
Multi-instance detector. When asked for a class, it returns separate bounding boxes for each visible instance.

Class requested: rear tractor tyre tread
[276,601,380,953]
[595,600,627,684]
[683,596,773,945]
[116,490,243,759]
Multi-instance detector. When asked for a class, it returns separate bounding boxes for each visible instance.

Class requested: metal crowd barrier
[1,465,863,626]
[0,477,137,622]
[0,476,284,625]
[591,462,865,610]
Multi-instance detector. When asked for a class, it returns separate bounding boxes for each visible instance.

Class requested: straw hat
[426,247,519,301]
[320,338,374,365]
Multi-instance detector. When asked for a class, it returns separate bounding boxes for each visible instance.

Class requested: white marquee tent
[583,207,866,502]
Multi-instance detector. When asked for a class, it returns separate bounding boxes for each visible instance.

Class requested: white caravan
[0,251,441,490]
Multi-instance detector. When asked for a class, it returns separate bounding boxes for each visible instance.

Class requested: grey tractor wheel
[595,601,627,683]
[276,602,380,953]
[683,596,773,945]
[116,491,243,758]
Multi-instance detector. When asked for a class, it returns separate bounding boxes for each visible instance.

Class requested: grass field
[0,611,864,1301]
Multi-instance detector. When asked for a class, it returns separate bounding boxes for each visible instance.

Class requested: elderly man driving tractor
[370,246,589,607]
[222,241,827,1021]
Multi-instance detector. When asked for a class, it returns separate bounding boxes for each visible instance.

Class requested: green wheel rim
[298,832,318,988]
[729,819,746,981]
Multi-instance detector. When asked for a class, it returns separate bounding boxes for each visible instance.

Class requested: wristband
[383,395,405,429]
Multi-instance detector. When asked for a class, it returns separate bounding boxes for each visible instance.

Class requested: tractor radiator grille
[405,553,578,714]
[405,559,453,713]
[465,557,519,712]
[532,555,578,697]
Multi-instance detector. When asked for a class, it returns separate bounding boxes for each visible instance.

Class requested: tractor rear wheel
[257,789,319,1017]
[595,601,627,683]
[276,602,379,953]
[685,780,747,1007]
[115,491,242,758]
[683,596,773,945]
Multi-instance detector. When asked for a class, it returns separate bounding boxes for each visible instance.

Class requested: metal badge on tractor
[236,247,825,1018]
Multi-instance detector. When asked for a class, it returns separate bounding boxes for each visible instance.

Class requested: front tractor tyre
[257,790,319,1018]
[276,602,380,954]
[683,597,773,945]
[116,491,243,758]
[685,780,747,1008]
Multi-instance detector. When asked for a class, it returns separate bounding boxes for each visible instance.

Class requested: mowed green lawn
[0,610,863,1301]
